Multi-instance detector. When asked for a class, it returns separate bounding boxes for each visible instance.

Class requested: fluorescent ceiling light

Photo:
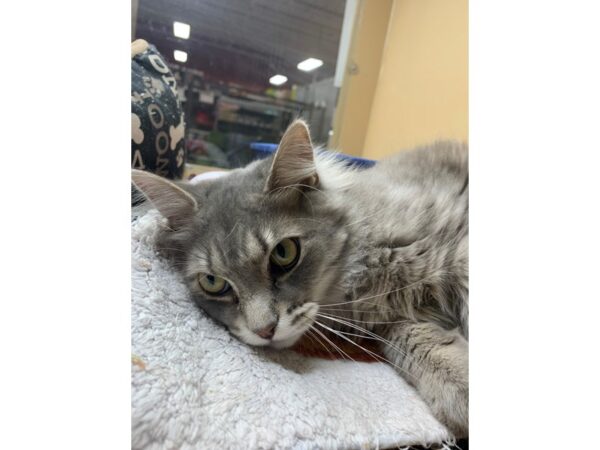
[173,21,191,39]
[269,74,288,86]
[174,50,188,63]
[297,58,323,72]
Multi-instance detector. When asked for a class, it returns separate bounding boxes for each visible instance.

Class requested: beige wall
[329,0,393,156]
[362,0,468,158]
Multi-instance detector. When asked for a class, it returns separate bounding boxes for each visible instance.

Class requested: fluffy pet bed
[131,209,452,449]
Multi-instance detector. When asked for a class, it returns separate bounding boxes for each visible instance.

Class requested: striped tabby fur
[132,120,469,437]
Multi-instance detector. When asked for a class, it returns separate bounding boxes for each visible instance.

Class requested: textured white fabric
[189,171,227,184]
[131,210,451,449]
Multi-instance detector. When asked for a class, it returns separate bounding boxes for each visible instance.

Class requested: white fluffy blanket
[131,210,451,449]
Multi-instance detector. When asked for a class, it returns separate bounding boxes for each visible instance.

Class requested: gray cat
[132,120,469,437]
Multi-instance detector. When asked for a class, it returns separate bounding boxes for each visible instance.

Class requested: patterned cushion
[131,39,186,180]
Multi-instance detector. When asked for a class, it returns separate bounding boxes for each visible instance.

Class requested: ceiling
[135,0,346,89]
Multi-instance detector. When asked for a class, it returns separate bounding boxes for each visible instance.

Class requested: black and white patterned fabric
[131,42,186,180]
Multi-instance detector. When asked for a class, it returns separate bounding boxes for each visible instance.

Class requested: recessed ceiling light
[269,74,288,86]
[297,58,323,72]
[173,21,191,39]
[174,50,188,63]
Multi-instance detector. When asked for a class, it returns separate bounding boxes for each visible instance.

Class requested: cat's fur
[132,120,469,437]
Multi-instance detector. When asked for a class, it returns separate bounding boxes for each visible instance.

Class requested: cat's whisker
[309,325,357,363]
[317,312,411,325]
[293,217,331,226]
[343,208,388,228]
[318,306,389,313]
[223,219,241,241]
[301,314,339,359]
[316,313,422,371]
[305,329,336,359]
[321,302,402,314]
[311,327,356,362]
[304,329,320,346]
[319,299,401,313]
[323,274,439,308]
[313,321,413,378]
[317,312,400,348]
[154,246,189,254]
[291,183,326,195]
[328,329,382,341]
[318,326,406,371]
[271,183,326,196]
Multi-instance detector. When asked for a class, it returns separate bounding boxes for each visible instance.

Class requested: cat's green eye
[198,274,230,295]
[270,238,300,269]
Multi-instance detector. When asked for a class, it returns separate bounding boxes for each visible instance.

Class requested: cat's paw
[416,332,469,437]
[422,375,469,438]
[382,323,469,437]
[421,330,469,438]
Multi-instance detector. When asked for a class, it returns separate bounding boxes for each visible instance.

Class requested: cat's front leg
[381,322,469,438]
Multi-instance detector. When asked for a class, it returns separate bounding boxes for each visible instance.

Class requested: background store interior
[132,0,468,170]
[132,0,346,170]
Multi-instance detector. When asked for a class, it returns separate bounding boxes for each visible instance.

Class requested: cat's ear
[265,119,318,193]
[132,170,197,227]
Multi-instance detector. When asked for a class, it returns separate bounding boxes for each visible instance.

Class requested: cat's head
[132,120,349,348]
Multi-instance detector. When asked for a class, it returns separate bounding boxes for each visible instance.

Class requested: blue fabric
[250,143,376,169]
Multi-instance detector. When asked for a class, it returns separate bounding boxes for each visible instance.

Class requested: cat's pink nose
[254,323,277,340]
